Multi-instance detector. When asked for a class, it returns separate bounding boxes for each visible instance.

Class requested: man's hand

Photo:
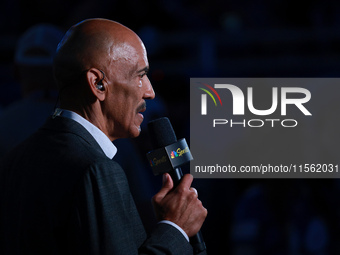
[152,173,208,237]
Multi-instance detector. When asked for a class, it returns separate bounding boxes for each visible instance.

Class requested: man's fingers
[189,187,198,196]
[154,173,173,201]
[177,174,193,190]
[154,173,196,203]
[152,172,207,234]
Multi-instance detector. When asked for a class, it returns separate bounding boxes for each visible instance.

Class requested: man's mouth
[136,101,147,115]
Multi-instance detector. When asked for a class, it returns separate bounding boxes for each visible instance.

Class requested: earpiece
[96,69,105,91]
[96,83,104,90]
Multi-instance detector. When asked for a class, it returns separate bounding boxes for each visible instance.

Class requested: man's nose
[144,76,155,100]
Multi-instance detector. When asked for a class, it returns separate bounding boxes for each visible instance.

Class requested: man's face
[104,38,155,140]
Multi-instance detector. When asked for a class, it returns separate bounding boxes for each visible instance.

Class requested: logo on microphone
[170,151,178,159]
[147,138,193,175]
[149,156,167,167]
[170,147,190,159]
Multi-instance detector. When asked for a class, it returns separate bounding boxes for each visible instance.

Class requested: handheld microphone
[147,117,206,253]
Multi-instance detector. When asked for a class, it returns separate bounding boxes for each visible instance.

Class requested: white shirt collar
[53,108,117,159]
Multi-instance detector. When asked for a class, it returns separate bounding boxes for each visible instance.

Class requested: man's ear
[86,68,106,101]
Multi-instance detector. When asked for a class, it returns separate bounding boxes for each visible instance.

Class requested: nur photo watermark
[190,78,340,178]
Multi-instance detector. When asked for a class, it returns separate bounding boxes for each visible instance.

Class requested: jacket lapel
[41,116,106,156]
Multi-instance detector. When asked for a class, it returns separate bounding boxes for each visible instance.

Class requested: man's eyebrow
[137,66,149,73]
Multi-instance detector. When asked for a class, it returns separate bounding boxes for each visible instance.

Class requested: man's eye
[140,72,148,78]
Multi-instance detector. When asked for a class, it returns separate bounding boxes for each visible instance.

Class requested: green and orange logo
[198,83,223,115]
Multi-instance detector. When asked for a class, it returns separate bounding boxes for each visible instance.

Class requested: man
[0,24,64,159]
[0,18,207,254]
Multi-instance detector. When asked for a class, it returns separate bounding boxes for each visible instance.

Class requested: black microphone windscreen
[148,117,177,149]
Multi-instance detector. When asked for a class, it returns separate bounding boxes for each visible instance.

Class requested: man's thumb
[157,173,173,199]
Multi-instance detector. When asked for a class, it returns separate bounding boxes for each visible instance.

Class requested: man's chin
[128,125,141,138]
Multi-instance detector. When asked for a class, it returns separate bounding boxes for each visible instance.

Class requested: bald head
[52,18,154,140]
[53,18,142,89]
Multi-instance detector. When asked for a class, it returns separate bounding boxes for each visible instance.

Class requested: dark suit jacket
[0,116,194,254]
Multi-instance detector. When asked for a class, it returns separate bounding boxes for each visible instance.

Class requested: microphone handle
[169,168,207,253]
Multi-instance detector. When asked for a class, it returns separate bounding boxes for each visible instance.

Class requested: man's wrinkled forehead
[109,42,137,62]
[109,38,148,73]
